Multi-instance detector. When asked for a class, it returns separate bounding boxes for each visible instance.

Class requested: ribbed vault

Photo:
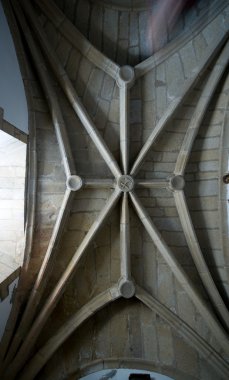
[0,0,228,379]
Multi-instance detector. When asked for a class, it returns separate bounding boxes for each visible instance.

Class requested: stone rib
[120,194,131,280]
[2,189,74,368]
[14,288,120,380]
[174,190,229,329]
[3,188,121,379]
[136,286,229,379]
[130,191,229,355]
[21,0,122,179]
[174,40,229,176]
[35,0,119,81]
[13,0,75,178]
[130,34,229,177]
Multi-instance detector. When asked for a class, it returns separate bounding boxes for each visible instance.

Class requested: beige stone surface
[0,1,229,380]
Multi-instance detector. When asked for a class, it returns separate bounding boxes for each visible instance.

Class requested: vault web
[1,1,229,379]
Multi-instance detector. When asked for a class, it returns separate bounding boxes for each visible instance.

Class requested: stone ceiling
[0,0,228,379]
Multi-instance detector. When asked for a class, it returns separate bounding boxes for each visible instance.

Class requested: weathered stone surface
[2,3,229,379]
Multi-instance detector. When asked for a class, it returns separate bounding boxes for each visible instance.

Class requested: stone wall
[0,109,26,299]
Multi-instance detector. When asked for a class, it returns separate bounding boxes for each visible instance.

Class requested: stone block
[156,85,167,120]
[116,39,128,66]
[76,57,93,97]
[128,46,140,66]
[200,358,224,380]
[101,75,115,101]
[104,122,119,151]
[95,225,110,247]
[195,172,218,181]
[203,109,224,125]
[130,99,142,124]
[190,149,218,162]
[139,197,156,208]
[66,49,81,81]
[132,255,144,284]
[103,8,118,60]
[37,179,65,194]
[110,308,128,356]
[95,246,110,285]
[187,196,217,211]
[68,212,95,232]
[72,198,105,213]
[128,309,143,357]
[55,36,71,67]
[199,125,221,138]
[176,289,196,329]
[174,335,198,377]
[61,230,85,248]
[44,21,59,50]
[83,68,104,117]
[158,263,176,310]
[166,53,184,99]
[139,11,151,60]
[142,241,157,293]
[142,71,155,101]
[193,33,208,63]
[214,92,228,110]
[202,14,225,47]
[119,12,129,40]
[154,217,182,232]
[94,99,110,130]
[142,101,155,127]
[157,322,174,366]
[94,309,110,358]
[142,323,158,361]
[185,179,218,197]
[196,228,221,250]
[64,1,75,21]
[110,258,120,282]
[164,208,178,217]
[162,231,187,247]
[89,4,103,50]
[76,0,90,36]
[33,98,48,113]
[130,123,142,142]
[130,13,139,47]
[194,137,220,151]
[179,41,197,79]
[108,99,119,123]
[154,162,175,173]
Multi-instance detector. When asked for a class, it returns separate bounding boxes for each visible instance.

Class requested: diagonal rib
[136,286,229,379]
[9,287,120,380]
[174,40,229,176]
[129,191,229,354]
[130,36,229,177]
[12,0,75,178]
[174,190,229,329]
[120,193,131,280]
[2,188,74,367]
[4,188,121,379]
[120,85,129,174]
[20,0,122,179]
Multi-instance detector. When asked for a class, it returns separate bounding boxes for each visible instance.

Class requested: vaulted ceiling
[0,1,228,379]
